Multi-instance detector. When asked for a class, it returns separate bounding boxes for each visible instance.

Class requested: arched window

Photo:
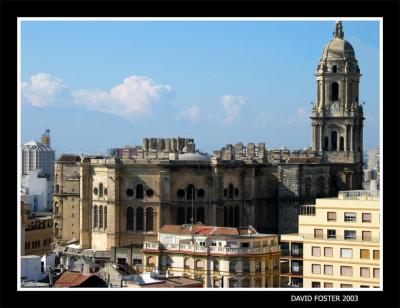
[93,205,98,228]
[104,206,107,229]
[224,207,228,227]
[197,189,205,198]
[332,65,337,73]
[99,206,103,228]
[186,208,193,224]
[323,136,329,151]
[228,207,234,227]
[229,261,237,273]
[317,176,325,197]
[187,184,196,200]
[213,260,220,271]
[340,136,344,151]
[146,208,153,232]
[234,206,239,227]
[136,207,144,231]
[177,207,185,224]
[56,184,60,194]
[136,184,144,200]
[331,131,338,151]
[241,278,250,288]
[195,259,204,270]
[331,82,339,101]
[184,258,190,269]
[99,183,103,197]
[177,189,185,198]
[147,256,155,266]
[228,184,234,199]
[126,207,134,231]
[196,207,205,224]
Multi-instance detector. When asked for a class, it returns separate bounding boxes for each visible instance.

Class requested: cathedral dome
[321,37,355,60]
[320,21,355,60]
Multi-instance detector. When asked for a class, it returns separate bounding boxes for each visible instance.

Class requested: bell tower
[311,21,364,165]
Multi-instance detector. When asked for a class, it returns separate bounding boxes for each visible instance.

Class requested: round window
[146,189,154,197]
[93,187,98,195]
[197,189,205,197]
[126,188,134,197]
[177,189,185,198]
[234,188,239,197]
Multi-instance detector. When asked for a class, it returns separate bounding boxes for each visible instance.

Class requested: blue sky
[20,19,380,156]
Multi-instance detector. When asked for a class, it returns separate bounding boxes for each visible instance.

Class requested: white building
[21,169,50,211]
[21,255,47,282]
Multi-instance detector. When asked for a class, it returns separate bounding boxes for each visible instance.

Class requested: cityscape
[19,19,381,289]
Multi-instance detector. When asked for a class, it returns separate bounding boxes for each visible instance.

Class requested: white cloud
[21,73,71,107]
[22,73,173,120]
[72,75,172,119]
[220,95,246,125]
[177,106,200,122]
[287,106,309,124]
[256,111,268,127]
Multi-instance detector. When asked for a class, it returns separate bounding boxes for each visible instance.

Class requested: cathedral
[53,21,364,251]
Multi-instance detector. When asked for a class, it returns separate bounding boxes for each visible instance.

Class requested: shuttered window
[373,250,380,260]
[362,231,372,241]
[314,229,323,239]
[312,246,321,257]
[360,249,370,259]
[327,212,336,221]
[341,266,353,276]
[360,267,370,278]
[362,213,372,223]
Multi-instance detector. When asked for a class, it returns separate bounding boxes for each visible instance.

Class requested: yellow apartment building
[281,190,380,289]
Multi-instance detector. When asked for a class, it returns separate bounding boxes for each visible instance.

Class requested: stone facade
[53,21,365,251]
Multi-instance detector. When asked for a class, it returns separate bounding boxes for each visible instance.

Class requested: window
[187,184,196,200]
[136,184,144,199]
[213,260,220,271]
[197,189,205,197]
[195,259,204,270]
[234,188,239,197]
[324,282,333,288]
[228,184,234,199]
[176,207,185,224]
[331,82,339,101]
[327,212,336,221]
[196,207,205,224]
[341,284,353,288]
[324,265,333,275]
[327,229,336,239]
[373,268,380,278]
[234,206,239,227]
[242,261,250,273]
[312,264,321,274]
[324,247,333,257]
[126,188,134,197]
[340,136,344,151]
[255,261,261,272]
[341,248,353,258]
[331,131,337,151]
[93,205,98,228]
[136,207,144,231]
[99,206,103,228]
[314,229,323,239]
[99,183,103,197]
[344,212,356,222]
[146,208,153,232]
[312,282,321,288]
[362,231,372,241]
[126,207,134,231]
[312,246,321,257]
[104,206,107,229]
[146,189,154,197]
[360,285,370,288]
[344,230,356,240]
[177,189,185,198]
[93,187,98,195]
[373,250,380,260]
[292,261,300,273]
[317,176,325,196]
[360,249,370,259]
[362,213,372,223]
[104,188,107,196]
[341,266,353,276]
[229,261,237,273]
[332,65,337,73]
[323,137,329,151]
[360,267,370,278]
[228,279,237,288]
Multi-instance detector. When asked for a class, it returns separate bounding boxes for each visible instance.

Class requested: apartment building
[281,190,380,288]
[142,224,281,288]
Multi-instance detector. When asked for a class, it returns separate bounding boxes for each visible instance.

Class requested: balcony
[143,242,280,256]
[338,190,379,201]
[299,205,316,216]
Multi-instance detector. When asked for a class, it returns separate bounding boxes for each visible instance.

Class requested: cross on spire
[333,21,344,39]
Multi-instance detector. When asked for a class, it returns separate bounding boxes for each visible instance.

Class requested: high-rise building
[280,190,380,289]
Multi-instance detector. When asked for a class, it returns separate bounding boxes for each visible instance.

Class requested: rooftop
[159,224,269,237]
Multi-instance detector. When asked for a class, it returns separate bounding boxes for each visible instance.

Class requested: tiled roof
[139,277,203,288]
[53,272,97,287]
[160,224,252,236]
